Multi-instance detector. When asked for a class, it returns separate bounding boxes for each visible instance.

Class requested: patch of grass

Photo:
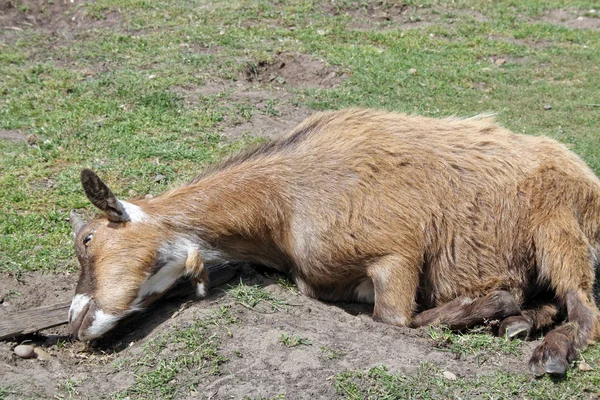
[321,346,346,360]
[245,395,286,400]
[2,0,600,276]
[0,386,14,399]
[3,1,600,396]
[113,307,236,399]
[0,289,21,302]
[335,359,600,400]
[429,326,522,362]
[228,281,287,311]
[56,379,82,399]
[275,275,298,295]
[279,333,312,348]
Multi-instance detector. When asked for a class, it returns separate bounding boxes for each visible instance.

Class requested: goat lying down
[69,109,600,377]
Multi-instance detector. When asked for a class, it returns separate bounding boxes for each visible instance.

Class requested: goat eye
[83,233,93,246]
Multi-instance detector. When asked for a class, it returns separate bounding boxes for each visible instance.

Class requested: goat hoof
[499,316,532,339]
[544,356,568,376]
[529,360,546,378]
[528,332,574,378]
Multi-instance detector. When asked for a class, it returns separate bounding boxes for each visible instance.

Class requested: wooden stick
[0,263,238,341]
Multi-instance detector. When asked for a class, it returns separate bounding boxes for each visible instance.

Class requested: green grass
[275,275,299,295]
[2,0,600,273]
[429,326,522,361]
[335,360,600,400]
[56,378,82,399]
[321,346,347,360]
[228,281,287,311]
[279,333,312,347]
[0,386,13,400]
[335,326,600,399]
[2,0,600,397]
[245,395,286,400]
[112,306,236,399]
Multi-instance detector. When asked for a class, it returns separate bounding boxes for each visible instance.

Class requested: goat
[68,108,600,377]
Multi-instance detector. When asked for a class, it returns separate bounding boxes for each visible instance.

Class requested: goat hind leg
[410,290,521,330]
[499,304,559,340]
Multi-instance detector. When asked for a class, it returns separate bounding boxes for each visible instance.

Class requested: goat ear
[69,210,85,239]
[80,169,130,222]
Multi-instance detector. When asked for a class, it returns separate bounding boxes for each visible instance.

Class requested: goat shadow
[88,263,374,353]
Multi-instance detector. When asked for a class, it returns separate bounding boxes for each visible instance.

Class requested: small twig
[584,104,600,107]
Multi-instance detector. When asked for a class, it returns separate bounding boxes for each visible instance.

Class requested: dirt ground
[1,2,599,399]
[0,266,539,399]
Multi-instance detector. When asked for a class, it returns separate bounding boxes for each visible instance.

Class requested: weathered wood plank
[0,263,238,341]
[0,303,71,340]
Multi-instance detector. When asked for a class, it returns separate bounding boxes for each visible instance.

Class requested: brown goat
[68,109,600,377]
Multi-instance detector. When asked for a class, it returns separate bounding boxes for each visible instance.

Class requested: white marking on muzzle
[120,200,149,223]
[86,309,120,338]
[68,294,91,323]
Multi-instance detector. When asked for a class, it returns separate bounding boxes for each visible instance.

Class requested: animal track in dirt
[245,53,343,89]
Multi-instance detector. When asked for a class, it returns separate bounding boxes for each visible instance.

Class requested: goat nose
[68,294,92,324]
[69,299,92,338]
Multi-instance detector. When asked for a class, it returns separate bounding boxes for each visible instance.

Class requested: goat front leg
[528,218,600,377]
[367,253,422,326]
[184,246,210,299]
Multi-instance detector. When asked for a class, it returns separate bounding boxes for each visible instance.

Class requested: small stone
[33,347,51,361]
[317,29,327,35]
[544,104,552,110]
[148,74,156,79]
[153,174,166,183]
[494,58,506,66]
[443,371,457,381]
[276,76,286,84]
[579,361,594,371]
[408,68,417,74]
[14,345,35,359]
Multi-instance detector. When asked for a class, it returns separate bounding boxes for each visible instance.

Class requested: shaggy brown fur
[71,109,600,377]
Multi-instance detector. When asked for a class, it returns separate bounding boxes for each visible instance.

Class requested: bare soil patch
[173,52,344,141]
[542,9,600,30]
[224,102,314,141]
[0,0,121,37]
[0,267,537,399]
[0,272,77,313]
[245,53,343,89]
[0,129,27,143]
[322,1,487,31]
[174,81,318,141]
